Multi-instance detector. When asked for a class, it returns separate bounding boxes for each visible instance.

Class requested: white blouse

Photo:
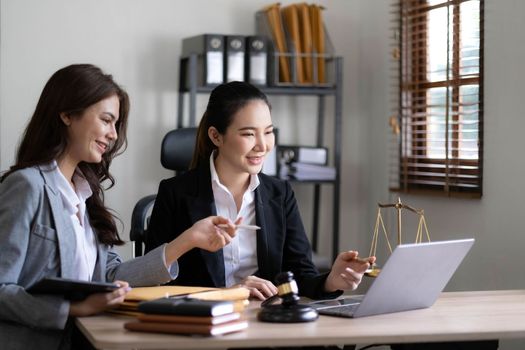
[209,153,259,287]
[53,162,98,281]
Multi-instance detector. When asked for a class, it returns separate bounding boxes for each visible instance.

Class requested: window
[389,0,483,197]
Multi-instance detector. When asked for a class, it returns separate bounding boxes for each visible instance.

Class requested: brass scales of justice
[365,198,431,277]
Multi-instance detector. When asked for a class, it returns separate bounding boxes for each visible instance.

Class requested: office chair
[130,127,197,257]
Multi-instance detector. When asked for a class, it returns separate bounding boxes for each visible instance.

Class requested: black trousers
[71,321,97,350]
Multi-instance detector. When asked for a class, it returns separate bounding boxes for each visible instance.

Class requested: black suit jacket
[145,165,341,300]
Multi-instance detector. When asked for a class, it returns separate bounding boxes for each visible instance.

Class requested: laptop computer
[309,238,474,318]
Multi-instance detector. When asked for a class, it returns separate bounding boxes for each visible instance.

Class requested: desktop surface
[77,290,525,350]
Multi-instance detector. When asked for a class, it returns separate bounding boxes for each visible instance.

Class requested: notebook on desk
[309,238,475,318]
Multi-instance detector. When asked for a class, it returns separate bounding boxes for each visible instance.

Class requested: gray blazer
[0,165,175,350]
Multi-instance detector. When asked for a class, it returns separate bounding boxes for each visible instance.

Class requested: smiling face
[60,94,120,170]
[210,99,274,179]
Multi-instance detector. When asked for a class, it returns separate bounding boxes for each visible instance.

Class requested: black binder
[224,35,245,82]
[245,36,268,85]
[181,34,224,87]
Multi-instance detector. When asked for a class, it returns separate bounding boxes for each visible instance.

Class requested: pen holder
[257,271,318,323]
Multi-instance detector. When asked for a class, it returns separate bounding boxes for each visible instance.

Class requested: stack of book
[124,298,248,336]
[114,286,250,336]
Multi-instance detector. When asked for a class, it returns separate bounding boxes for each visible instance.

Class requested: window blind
[389,0,484,198]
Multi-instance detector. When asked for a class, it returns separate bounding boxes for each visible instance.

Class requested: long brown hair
[1,64,129,246]
[190,81,271,169]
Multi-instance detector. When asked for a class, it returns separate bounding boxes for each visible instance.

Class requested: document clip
[258,271,318,323]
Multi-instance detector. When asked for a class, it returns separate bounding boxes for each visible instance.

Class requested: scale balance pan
[364,265,381,278]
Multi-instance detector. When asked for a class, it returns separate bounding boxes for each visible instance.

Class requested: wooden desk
[76,290,525,349]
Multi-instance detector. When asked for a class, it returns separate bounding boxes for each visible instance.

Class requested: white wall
[0,0,354,258]
[2,1,524,347]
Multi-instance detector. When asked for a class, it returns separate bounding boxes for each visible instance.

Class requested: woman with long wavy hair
[0,64,236,350]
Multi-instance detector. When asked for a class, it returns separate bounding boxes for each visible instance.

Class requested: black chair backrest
[130,127,197,257]
[161,127,197,171]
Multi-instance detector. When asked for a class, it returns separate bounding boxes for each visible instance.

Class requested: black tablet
[28,277,119,301]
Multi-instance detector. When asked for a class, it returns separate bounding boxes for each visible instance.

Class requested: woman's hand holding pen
[324,251,376,292]
[164,216,239,266]
[189,216,240,251]
[69,280,131,317]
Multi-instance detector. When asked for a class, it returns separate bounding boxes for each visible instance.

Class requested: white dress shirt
[53,162,98,281]
[209,153,259,287]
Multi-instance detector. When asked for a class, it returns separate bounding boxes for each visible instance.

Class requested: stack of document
[281,162,336,181]
[110,285,249,317]
[278,144,335,181]
[258,3,328,85]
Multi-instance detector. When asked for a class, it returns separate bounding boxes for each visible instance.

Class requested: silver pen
[217,224,261,231]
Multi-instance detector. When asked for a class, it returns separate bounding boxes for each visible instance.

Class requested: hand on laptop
[324,251,376,292]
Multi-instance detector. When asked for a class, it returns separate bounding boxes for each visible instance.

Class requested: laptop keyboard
[316,303,360,317]
[309,297,363,318]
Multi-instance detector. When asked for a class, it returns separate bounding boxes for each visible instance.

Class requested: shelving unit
[176,53,343,263]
